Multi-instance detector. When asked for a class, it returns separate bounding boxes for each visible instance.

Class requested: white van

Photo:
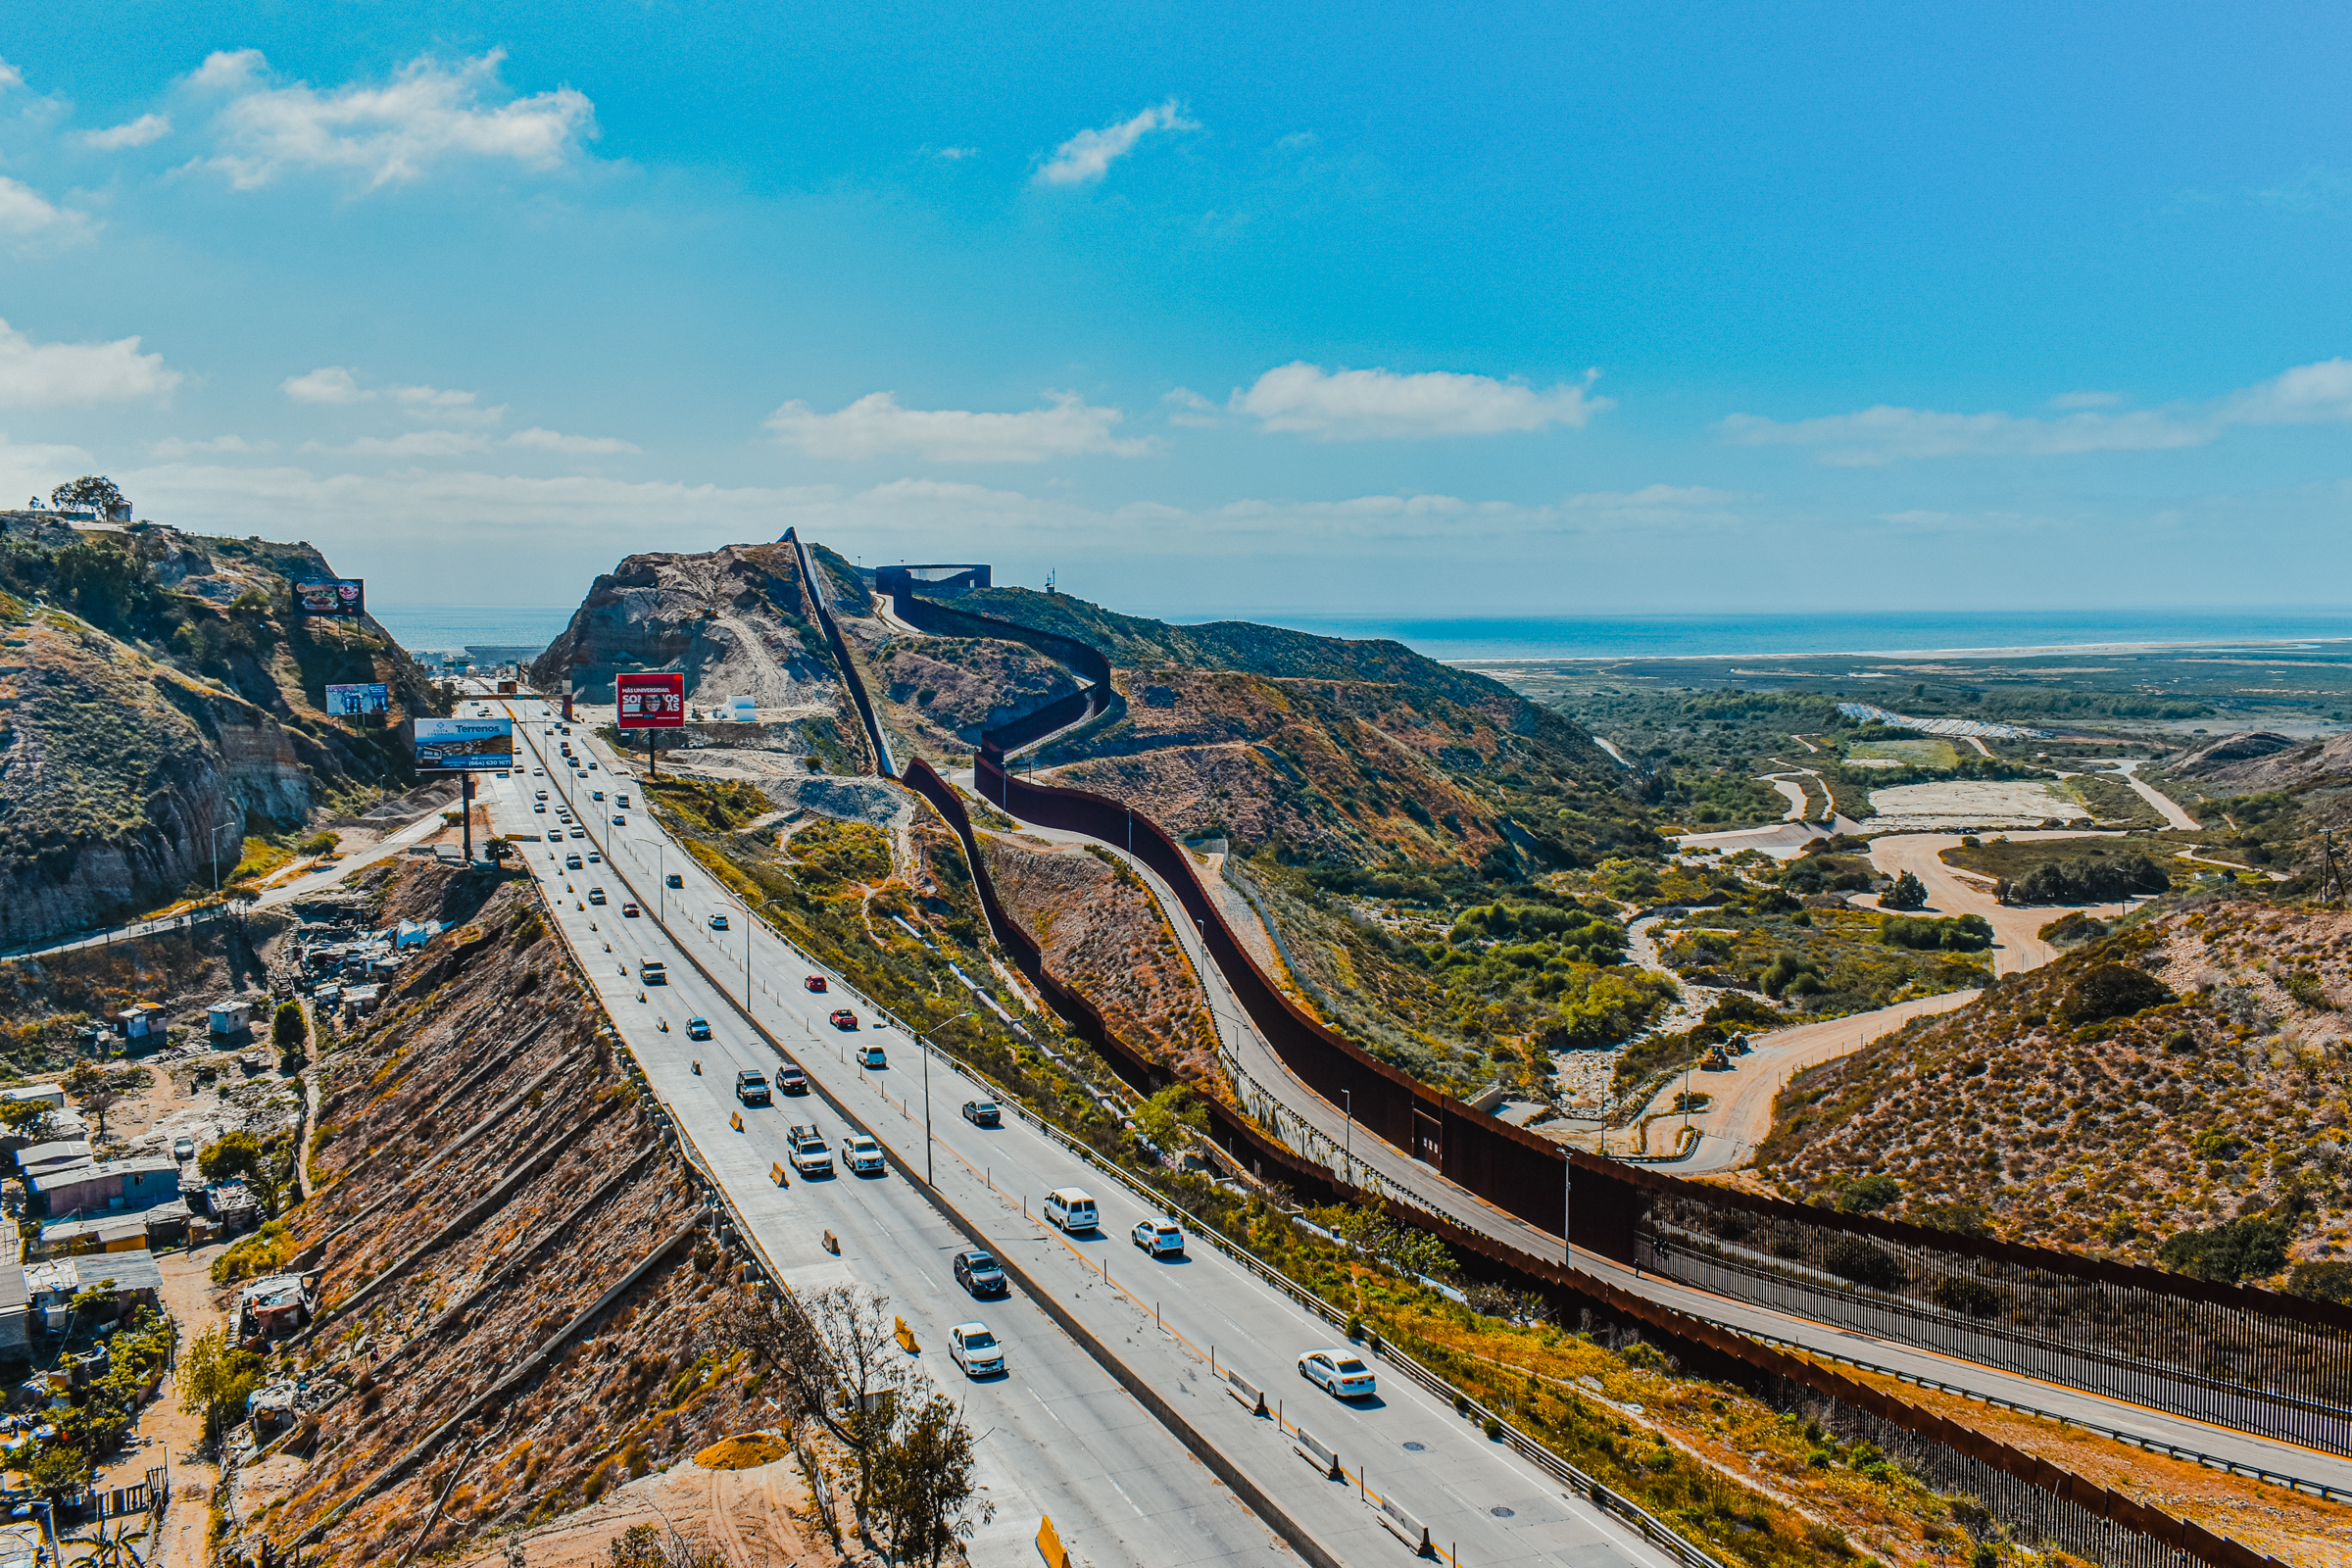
[1043,1188,1098,1233]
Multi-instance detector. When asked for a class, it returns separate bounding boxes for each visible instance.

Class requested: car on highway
[568,828,587,840]
[533,804,547,813]
[775,1061,808,1094]
[1132,1220,1185,1257]
[844,1133,886,1174]
[592,791,604,802]
[960,1100,1001,1128]
[587,888,607,906]
[612,814,625,825]
[564,854,583,870]
[622,902,640,917]
[829,1008,858,1030]
[734,1069,771,1106]
[586,851,602,863]
[786,1124,833,1176]
[616,794,630,808]
[1298,1349,1376,1399]
[949,1323,1005,1378]
[856,1043,887,1069]
[953,1249,1007,1297]
[639,959,667,984]
[803,974,828,993]
[1044,1188,1098,1233]
[532,767,544,776]
[685,1017,711,1041]
[665,873,683,888]
[534,790,548,800]
[710,913,729,930]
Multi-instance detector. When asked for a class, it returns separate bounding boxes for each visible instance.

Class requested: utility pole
[461,773,476,863]
[916,1012,975,1187]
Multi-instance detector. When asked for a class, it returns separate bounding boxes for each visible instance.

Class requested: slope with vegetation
[0,512,439,943]
[1758,899,2352,1297]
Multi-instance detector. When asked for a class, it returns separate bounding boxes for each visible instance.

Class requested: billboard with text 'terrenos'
[616,670,686,729]
[414,717,513,770]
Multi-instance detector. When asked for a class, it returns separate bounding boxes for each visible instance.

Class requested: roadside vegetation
[1758,898,2352,1284]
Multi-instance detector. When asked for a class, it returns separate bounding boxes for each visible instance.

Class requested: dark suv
[775,1061,809,1095]
[734,1070,771,1106]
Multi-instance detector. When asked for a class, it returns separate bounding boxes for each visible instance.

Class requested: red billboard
[616,671,686,729]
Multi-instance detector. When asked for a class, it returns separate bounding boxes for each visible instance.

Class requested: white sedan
[950,1323,1005,1378]
[1298,1348,1377,1399]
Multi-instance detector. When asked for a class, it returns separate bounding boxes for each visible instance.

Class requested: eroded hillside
[243,858,784,1565]
[978,833,1222,1086]
[0,519,439,942]
[1759,898,2352,1291]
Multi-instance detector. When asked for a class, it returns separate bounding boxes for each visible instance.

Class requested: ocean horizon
[368,602,2352,666]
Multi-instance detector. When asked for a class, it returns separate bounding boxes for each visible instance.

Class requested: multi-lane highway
[468,692,1694,1568]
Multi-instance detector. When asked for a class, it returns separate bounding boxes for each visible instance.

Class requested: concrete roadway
[948,780,2352,1495]
[476,693,1687,1568]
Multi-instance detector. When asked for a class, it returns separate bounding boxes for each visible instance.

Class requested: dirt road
[1863,830,2132,975]
[1674,991,1981,1171]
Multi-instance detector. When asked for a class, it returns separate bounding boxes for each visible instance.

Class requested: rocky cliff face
[532,542,842,712]
[0,524,440,945]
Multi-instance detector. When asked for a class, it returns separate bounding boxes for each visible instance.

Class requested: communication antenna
[1046,567,1057,596]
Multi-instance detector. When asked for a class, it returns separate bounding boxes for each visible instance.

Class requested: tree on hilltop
[50,476,126,515]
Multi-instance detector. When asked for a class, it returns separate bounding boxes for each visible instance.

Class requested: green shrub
[2158,1216,2291,1283]
[2055,962,2175,1027]
[1822,1236,1907,1292]
[1929,1275,2002,1317]
[2287,1259,2352,1304]
[1879,913,1993,952]
[1881,870,1927,910]
[1836,1175,1901,1215]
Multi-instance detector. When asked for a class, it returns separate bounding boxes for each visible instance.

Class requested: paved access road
[477,693,1690,1568]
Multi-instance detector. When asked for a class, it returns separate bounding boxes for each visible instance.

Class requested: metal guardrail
[1719,1322,2352,1505]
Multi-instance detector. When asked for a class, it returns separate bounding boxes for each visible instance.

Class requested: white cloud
[0,318,179,407]
[150,435,271,459]
[1721,357,2352,465]
[1231,362,1611,441]
[281,366,501,423]
[929,146,978,161]
[1161,387,1220,427]
[766,390,1154,462]
[506,426,638,455]
[2047,390,2121,410]
[282,366,368,404]
[190,47,596,190]
[0,432,94,508]
[1564,484,1746,526]
[79,114,172,150]
[0,60,21,91]
[2257,166,2352,216]
[318,430,490,457]
[1035,99,1197,186]
[0,177,95,248]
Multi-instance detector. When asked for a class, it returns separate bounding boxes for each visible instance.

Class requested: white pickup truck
[844,1133,886,1174]
[786,1124,834,1177]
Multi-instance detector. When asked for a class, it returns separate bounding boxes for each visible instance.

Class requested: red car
[804,974,828,993]
[829,1008,858,1031]
[621,902,641,917]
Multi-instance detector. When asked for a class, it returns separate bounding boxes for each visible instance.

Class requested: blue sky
[2,2,2350,619]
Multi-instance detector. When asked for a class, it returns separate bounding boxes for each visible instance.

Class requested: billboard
[325,682,390,717]
[295,578,366,616]
[414,717,514,770]
[616,670,686,729]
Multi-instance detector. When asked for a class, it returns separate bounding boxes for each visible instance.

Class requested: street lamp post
[915,1011,976,1187]
[1342,1089,1352,1185]
[210,820,239,896]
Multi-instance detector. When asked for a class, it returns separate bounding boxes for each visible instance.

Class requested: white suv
[844,1134,886,1175]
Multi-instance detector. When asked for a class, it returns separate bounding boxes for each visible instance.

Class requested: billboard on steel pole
[414,717,514,770]
[616,671,686,729]
[294,578,366,616]
[324,682,390,717]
